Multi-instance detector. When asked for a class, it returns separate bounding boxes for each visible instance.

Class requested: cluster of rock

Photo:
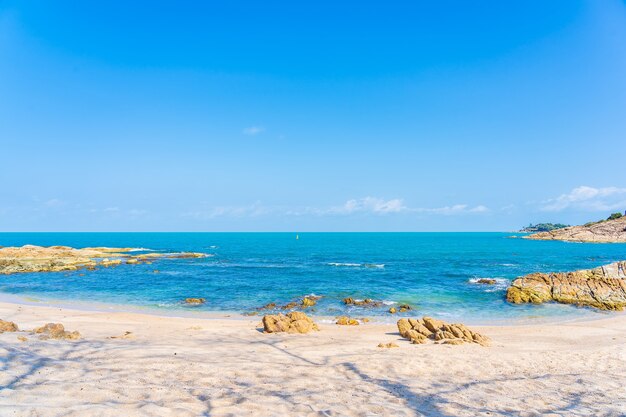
[256,295,321,312]
[336,316,360,325]
[524,216,626,243]
[397,317,490,346]
[0,319,80,340]
[343,297,382,308]
[507,261,626,310]
[388,304,412,314]
[262,312,319,334]
[0,245,209,275]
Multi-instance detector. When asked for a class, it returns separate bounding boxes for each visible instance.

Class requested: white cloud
[541,186,626,212]
[242,126,265,136]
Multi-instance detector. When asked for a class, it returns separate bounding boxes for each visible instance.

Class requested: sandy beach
[1,301,625,417]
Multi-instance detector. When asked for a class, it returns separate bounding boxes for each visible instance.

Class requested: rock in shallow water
[262,312,319,334]
[506,261,626,310]
[184,298,206,305]
[397,317,489,346]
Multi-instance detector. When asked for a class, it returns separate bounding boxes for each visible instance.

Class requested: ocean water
[1,232,625,324]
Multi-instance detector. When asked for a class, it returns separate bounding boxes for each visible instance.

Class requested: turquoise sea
[1,232,625,324]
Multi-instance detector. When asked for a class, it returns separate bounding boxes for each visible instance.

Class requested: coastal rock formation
[0,245,209,275]
[476,279,497,285]
[0,319,18,333]
[33,323,81,340]
[506,261,626,310]
[262,312,319,334]
[397,317,489,346]
[184,298,206,305]
[525,216,626,243]
[336,316,359,325]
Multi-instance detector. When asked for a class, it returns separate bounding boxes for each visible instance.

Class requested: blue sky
[1,1,625,231]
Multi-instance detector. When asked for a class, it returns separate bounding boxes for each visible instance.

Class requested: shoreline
[1,299,626,416]
[0,291,620,327]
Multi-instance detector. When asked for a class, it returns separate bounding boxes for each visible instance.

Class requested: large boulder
[262,312,319,334]
[506,261,626,310]
[397,317,489,346]
[33,323,81,340]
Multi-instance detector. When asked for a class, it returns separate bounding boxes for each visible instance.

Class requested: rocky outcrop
[507,261,626,310]
[0,245,209,275]
[476,279,497,285]
[397,317,490,346]
[0,319,18,333]
[525,216,626,243]
[33,323,81,340]
[262,312,319,334]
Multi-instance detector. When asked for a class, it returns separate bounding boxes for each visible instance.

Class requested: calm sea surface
[1,232,625,324]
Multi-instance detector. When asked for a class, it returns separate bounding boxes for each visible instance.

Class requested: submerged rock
[0,319,18,333]
[184,298,206,305]
[397,317,489,346]
[262,312,319,334]
[33,323,81,340]
[506,261,626,310]
[476,278,497,285]
[301,296,317,308]
[335,316,359,326]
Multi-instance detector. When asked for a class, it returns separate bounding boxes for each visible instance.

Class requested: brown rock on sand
[262,312,319,334]
[335,316,359,326]
[0,319,19,333]
[33,323,81,340]
[397,317,489,346]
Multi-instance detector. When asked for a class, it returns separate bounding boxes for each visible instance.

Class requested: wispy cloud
[541,186,626,212]
[185,197,489,219]
[329,197,408,214]
[183,201,270,219]
[242,126,265,136]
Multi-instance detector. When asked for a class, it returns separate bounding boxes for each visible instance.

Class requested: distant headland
[524,212,626,243]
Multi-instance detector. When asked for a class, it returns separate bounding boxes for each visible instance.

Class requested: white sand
[1,301,625,417]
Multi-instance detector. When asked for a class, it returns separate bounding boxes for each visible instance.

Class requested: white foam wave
[328,262,361,267]
[127,248,156,252]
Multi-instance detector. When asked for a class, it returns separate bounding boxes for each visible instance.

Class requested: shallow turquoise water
[1,232,624,324]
